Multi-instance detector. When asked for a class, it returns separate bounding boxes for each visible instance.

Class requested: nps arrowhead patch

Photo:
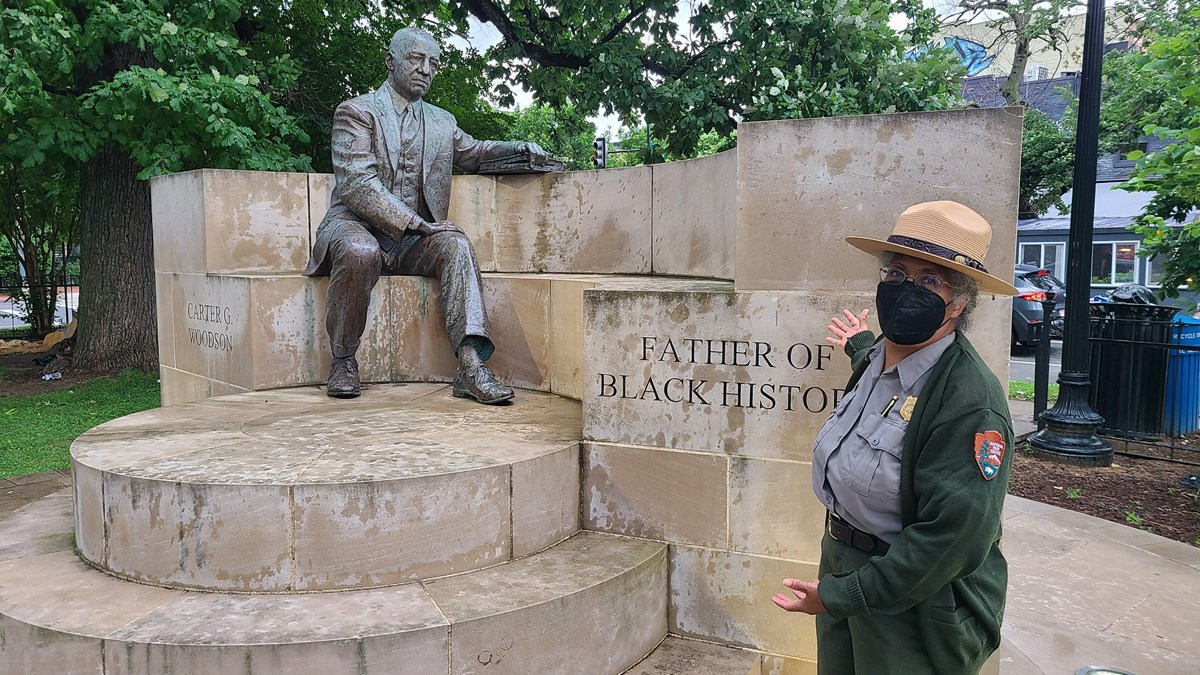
[974,430,1006,481]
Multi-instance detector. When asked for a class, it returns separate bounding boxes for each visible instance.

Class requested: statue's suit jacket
[305,85,514,276]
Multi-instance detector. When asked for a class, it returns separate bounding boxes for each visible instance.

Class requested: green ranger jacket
[819,330,1014,673]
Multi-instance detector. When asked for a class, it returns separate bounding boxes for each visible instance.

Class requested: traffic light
[593,137,607,169]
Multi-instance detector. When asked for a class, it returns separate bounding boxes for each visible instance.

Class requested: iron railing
[1082,307,1200,464]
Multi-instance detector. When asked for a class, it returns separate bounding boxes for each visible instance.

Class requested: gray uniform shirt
[811,333,956,543]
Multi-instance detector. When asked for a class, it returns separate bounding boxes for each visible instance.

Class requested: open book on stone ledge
[478,153,566,174]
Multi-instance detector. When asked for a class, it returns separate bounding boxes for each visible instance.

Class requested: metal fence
[1085,306,1200,464]
[0,275,80,337]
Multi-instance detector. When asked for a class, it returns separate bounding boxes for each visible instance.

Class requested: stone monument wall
[580,109,1021,666]
[149,108,1021,671]
[151,149,737,405]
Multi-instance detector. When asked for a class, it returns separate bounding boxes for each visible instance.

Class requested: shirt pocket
[848,414,907,501]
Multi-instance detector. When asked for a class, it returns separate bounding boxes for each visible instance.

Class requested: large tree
[1,1,310,370]
[941,0,1084,106]
[1112,1,1200,305]
[240,0,509,173]
[449,0,964,156]
[1019,105,1074,218]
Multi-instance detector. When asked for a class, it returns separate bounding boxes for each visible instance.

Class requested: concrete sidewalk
[1009,397,1038,441]
[3,400,1198,674]
[1001,397,1200,675]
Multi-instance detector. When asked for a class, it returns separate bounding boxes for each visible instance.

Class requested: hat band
[886,235,988,273]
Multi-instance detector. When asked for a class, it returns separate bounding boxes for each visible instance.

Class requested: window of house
[1114,141,1150,167]
[1118,141,1150,160]
[1091,241,1139,285]
[1145,253,1191,288]
[1147,253,1166,287]
[1020,242,1066,280]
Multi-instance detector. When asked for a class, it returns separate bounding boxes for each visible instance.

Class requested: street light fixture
[1027,0,1114,466]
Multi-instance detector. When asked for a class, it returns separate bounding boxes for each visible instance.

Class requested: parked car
[1012,264,1066,347]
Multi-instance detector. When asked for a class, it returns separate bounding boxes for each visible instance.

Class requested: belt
[827,511,889,555]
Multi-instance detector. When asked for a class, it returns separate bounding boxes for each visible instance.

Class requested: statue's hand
[414,219,465,237]
[521,142,550,165]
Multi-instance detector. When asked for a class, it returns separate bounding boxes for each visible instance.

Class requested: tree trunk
[1002,38,1033,106]
[73,148,158,371]
[72,38,159,372]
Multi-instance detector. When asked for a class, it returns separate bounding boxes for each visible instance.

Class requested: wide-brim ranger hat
[845,201,1019,296]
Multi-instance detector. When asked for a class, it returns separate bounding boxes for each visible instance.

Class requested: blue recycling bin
[1165,316,1200,436]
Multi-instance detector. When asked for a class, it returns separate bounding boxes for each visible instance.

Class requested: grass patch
[1009,380,1059,404]
[0,371,160,479]
[0,327,35,340]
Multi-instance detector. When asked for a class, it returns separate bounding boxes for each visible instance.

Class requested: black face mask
[875,281,951,346]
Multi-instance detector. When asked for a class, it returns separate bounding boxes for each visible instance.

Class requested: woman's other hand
[826,309,870,348]
[771,578,827,615]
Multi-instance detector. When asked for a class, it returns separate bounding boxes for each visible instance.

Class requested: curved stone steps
[0,492,667,675]
[70,384,582,592]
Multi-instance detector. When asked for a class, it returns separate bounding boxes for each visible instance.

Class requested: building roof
[962,74,1080,120]
[1018,216,1137,233]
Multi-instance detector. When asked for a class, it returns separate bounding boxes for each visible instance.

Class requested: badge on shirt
[898,396,917,421]
[974,431,1006,480]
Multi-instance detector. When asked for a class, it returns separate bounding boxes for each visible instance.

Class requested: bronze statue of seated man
[305,26,548,404]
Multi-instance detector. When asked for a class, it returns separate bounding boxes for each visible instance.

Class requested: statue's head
[386,27,441,101]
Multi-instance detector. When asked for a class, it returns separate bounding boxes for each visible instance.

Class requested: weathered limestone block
[169,272,253,389]
[103,477,294,591]
[626,636,762,674]
[3,498,664,675]
[308,172,334,243]
[447,175,498,272]
[154,274,515,404]
[651,150,736,279]
[0,551,184,674]
[103,585,450,674]
[70,385,582,592]
[491,168,653,274]
[158,366,250,407]
[157,272,658,406]
[511,445,580,557]
[584,287,867,459]
[583,441,728,548]
[547,275,606,399]
[292,465,512,590]
[584,286,1011,456]
[425,532,667,675]
[151,169,311,275]
[728,456,825,560]
[669,544,819,659]
[735,108,1022,292]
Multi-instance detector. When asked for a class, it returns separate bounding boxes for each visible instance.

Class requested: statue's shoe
[326,356,361,398]
[453,364,515,405]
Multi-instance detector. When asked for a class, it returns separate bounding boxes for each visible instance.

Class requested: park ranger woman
[772,201,1019,674]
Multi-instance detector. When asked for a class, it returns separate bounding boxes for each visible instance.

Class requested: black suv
[1012,264,1066,347]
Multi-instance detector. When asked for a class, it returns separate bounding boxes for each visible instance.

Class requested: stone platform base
[0,491,667,674]
[71,384,582,592]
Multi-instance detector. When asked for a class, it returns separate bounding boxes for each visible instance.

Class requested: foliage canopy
[455,0,965,156]
[1112,1,1200,304]
[0,0,312,178]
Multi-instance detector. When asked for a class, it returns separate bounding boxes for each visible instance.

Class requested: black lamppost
[1027,0,1114,466]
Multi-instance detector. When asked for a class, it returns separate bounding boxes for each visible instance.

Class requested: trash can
[1088,302,1180,438]
[1165,316,1200,436]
